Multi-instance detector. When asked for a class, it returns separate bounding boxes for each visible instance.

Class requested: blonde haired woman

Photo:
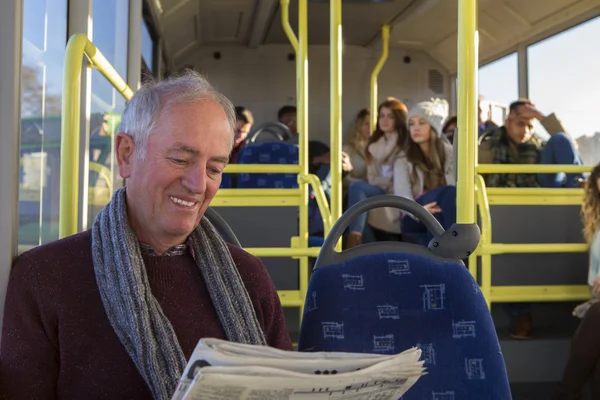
[557,163,600,399]
[393,98,455,246]
[343,108,370,186]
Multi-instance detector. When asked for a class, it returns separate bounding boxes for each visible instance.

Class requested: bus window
[528,16,600,165]
[19,0,68,251]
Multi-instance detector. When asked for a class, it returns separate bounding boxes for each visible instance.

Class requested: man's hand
[516,103,545,120]
[341,151,353,172]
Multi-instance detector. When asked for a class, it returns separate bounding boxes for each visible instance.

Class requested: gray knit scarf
[91,187,267,400]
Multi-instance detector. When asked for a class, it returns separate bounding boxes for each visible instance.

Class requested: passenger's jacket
[365,132,403,234]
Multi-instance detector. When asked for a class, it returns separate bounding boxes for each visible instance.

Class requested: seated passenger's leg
[504,302,533,340]
[538,133,585,188]
[346,181,385,248]
[401,186,457,246]
[557,301,600,399]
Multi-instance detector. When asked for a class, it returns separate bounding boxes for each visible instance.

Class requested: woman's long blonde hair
[582,164,600,243]
[347,108,370,155]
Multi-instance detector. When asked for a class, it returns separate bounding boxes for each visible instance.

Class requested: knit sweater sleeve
[226,244,293,351]
[1,254,59,400]
[393,155,421,221]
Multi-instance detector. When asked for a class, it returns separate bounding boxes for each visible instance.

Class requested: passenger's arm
[392,156,418,219]
[1,255,59,399]
[539,113,567,136]
[366,163,392,191]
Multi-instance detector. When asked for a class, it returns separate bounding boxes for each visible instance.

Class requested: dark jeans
[539,133,585,188]
[557,302,600,399]
[401,185,457,246]
[347,181,385,234]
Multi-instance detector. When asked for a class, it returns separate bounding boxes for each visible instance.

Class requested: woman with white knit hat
[392,98,456,246]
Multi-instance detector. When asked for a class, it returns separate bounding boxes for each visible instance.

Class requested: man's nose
[182,166,207,194]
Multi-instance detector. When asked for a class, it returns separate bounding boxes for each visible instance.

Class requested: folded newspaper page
[172,338,425,400]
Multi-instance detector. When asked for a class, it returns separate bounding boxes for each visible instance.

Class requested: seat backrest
[298,195,510,400]
[237,142,299,188]
[219,173,232,189]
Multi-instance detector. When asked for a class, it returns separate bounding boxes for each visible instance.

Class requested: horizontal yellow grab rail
[480,243,588,255]
[477,164,592,174]
[245,247,321,258]
[490,285,590,302]
[486,188,584,205]
[278,290,305,307]
[212,189,302,207]
[223,164,301,174]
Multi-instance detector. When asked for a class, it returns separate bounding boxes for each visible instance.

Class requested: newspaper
[171,338,425,400]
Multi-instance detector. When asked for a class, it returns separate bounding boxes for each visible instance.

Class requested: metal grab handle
[204,208,242,248]
[247,122,292,144]
[315,194,480,269]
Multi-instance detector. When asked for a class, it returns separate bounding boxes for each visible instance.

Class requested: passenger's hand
[341,151,353,172]
[516,103,545,120]
[423,202,442,214]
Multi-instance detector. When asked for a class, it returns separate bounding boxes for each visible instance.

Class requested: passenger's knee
[547,132,570,146]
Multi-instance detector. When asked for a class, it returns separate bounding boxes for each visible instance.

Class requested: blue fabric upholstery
[220,173,232,189]
[298,252,510,400]
[237,142,299,188]
[308,236,324,247]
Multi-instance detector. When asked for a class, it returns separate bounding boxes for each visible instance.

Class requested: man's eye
[170,158,187,165]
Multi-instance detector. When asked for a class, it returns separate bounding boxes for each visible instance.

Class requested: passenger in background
[480,99,584,189]
[345,98,408,249]
[278,105,298,144]
[442,115,457,144]
[229,106,254,164]
[394,99,456,246]
[478,95,498,136]
[556,164,600,399]
[343,108,370,187]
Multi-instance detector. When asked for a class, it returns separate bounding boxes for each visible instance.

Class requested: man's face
[281,112,297,134]
[505,106,534,145]
[116,100,232,251]
[235,120,252,145]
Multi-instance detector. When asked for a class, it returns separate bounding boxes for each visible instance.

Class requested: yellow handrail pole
[280,0,299,54]
[330,0,343,251]
[60,34,133,238]
[301,174,333,235]
[84,42,133,100]
[478,164,592,174]
[369,25,390,130]
[456,0,478,226]
[297,0,310,319]
[60,34,88,238]
[476,175,492,308]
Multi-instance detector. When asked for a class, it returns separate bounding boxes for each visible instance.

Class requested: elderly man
[1,71,292,399]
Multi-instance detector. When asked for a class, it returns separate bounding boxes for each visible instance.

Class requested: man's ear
[116,132,135,179]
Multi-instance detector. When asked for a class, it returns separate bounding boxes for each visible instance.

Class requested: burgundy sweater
[0,230,292,399]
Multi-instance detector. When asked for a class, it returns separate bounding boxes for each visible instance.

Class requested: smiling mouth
[169,196,198,208]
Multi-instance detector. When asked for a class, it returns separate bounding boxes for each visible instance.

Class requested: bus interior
[2,0,600,398]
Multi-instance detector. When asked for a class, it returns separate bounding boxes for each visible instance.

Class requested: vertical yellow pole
[60,34,88,238]
[330,0,342,248]
[456,0,478,224]
[369,25,390,131]
[297,0,309,318]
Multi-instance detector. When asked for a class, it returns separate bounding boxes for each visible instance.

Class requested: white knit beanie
[407,98,449,136]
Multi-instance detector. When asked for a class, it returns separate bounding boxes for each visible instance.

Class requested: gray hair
[118,69,236,159]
